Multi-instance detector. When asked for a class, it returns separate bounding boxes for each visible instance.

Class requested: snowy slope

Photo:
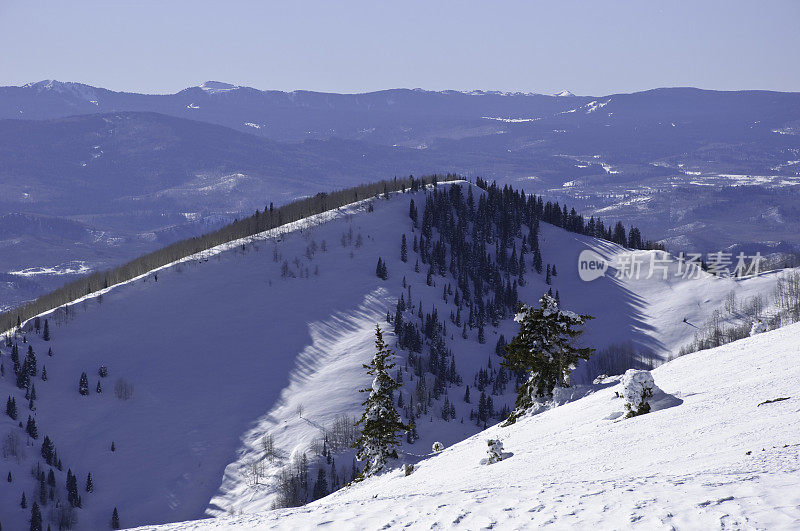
[0,183,795,529]
[143,321,800,530]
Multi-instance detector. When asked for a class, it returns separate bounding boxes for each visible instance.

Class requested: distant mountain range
[1,80,799,308]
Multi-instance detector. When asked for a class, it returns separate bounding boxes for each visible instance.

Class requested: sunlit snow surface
[144,322,800,530]
[2,183,797,530]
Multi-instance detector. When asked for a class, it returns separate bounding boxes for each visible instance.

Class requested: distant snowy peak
[198,81,241,95]
[22,79,99,102]
[553,90,576,97]
[429,89,540,97]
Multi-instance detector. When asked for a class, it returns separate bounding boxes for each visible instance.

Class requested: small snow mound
[750,320,767,336]
[480,439,504,465]
[621,369,655,417]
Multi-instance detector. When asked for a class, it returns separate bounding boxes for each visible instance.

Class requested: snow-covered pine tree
[78,372,89,396]
[501,293,594,425]
[353,325,411,480]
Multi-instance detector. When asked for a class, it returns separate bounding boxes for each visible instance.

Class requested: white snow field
[144,320,800,530]
[1,182,796,529]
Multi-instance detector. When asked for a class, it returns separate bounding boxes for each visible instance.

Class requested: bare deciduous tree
[114,378,134,400]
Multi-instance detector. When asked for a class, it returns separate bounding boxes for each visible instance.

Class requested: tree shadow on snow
[565,236,669,384]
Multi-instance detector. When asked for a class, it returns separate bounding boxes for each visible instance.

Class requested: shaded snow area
[146,322,800,530]
[1,183,796,529]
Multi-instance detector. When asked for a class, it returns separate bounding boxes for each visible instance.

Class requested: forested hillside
[1,180,794,529]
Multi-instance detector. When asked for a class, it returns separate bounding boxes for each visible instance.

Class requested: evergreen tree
[26,415,38,439]
[85,473,94,493]
[612,221,627,246]
[27,347,36,375]
[41,436,55,465]
[501,294,594,425]
[353,325,411,480]
[30,501,43,531]
[11,343,20,374]
[42,320,50,342]
[21,491,26,508]
[111,507,120,529]
[311,467,328,500]
[78,372,89,396]
[375,258,388,280]
[409,199,418,226]
[400,234,408,262]
[5,396,17,420]
[66,469,81,507]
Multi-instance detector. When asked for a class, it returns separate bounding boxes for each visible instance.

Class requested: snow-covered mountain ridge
[144,320,800,530]
[1,182,796,529]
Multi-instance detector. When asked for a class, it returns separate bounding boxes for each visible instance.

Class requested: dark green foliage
[42,320,50,342]
[353,326,411,480]
[311,467,328,500]
[41,436,55,465]
[5,396,17,420]
[11,343,20,374]
[66,469,81,508]
[78,372,89,396]
[85,473,94,493]
[375,258,388,280]
[501,294,594,425]
[26,415,38,439]
[16,346,36,389]
[111,507,120,529]
[30,501,42,531]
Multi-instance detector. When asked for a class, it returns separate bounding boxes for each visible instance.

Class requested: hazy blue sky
[1,0,798,95]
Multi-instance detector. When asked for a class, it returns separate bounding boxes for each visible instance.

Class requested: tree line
[0,174,458,334]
